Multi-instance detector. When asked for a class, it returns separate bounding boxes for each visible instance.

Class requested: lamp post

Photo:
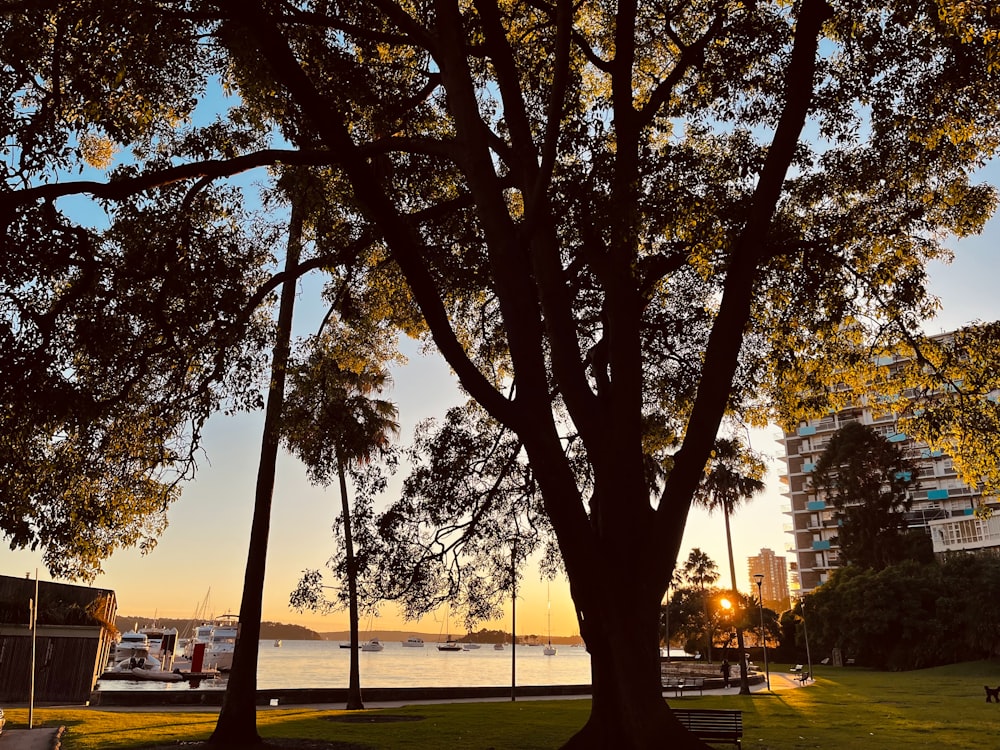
[801,596,813,682]
[664,579,671,663]
[753,573,770,690]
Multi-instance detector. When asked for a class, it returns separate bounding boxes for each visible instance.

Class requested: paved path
[0,727,62,750]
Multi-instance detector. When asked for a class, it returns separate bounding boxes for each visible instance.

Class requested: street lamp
[753,573,770,690]
[801,596,813,683]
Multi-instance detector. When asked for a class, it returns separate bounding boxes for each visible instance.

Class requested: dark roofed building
[0,574,117,703]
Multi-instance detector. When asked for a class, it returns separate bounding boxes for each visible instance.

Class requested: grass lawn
[4,660,999,749]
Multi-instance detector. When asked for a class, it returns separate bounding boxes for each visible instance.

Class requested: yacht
[114,629,150,664]
[360,638,385,652]
[205,614,238,671]
[402,637,425,647]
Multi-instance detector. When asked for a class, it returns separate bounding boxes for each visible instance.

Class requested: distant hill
[319,628,584,646]
[115,615,323,641]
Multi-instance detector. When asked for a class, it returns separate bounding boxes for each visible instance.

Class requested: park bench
[662,676,705,697]
[790,664,804,672]
[672,708,743,748]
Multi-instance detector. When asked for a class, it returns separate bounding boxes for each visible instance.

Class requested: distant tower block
[747,548,790,612]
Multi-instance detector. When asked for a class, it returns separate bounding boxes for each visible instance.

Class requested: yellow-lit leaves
[78,132,117,169]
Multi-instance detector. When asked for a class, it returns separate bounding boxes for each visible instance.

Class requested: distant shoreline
[114,616,584,646]
[318,629,585,646]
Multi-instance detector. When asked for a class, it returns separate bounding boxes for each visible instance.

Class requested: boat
[274,639,282,647]
[494,643,505,651]
[139,623,180,668]
[360,638,384,652]
[463,642,481,650]
[402,637,425,647]
[114,629,150,663]
[200,614,238,671]
[182,622,215,659]
[543,585,557,656]
[339,642,355,649]
[437,605,463,651]
[111,652,161,672]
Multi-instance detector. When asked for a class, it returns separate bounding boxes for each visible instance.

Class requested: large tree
[812,421,920,570]
[3,0,1000,746]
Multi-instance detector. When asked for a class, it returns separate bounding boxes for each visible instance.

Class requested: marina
[96,638,593,692]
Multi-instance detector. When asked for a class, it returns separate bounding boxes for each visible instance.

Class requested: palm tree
[682,548,719,660]
[211,200,305,747]
[282,344,399,710]
[694,437,766,694]
[682,548,719,591]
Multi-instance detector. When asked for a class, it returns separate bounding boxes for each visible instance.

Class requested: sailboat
[543,586,557,656]
[360,613,385,651]
[437,605,463,651]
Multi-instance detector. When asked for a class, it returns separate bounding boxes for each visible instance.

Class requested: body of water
[97,639,593,691]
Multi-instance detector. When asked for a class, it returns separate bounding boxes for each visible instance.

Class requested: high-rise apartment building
[779,350,1000,594]
[747,548,790,612]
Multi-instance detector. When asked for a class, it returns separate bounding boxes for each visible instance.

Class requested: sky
[2,141,998,640]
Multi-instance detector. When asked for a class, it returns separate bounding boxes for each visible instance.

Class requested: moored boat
[360,638,384,652]
[205,614,238,671]
[402,637,425,647]
[114,630,150,664]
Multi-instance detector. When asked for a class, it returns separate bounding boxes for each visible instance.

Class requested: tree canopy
[812,421,921,569]
[3,0,1000,745]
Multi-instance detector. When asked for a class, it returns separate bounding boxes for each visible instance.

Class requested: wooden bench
[662,676,705,697]
[790,664,804,673]
[673,708,743,747]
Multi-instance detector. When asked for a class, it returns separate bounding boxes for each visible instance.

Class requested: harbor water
[97,639,592,692]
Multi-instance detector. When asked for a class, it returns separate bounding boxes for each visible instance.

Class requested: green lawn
[4,660,999,749]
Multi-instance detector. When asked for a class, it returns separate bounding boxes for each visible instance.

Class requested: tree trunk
[562,577,712,749]
[722,505,751,694]
[338,453,364,710]
[209,203,303,748]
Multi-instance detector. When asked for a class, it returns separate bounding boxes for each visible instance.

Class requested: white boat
[112,652,161,672]
[402,637,425,647]
[139,624,180,668]
[205,614,238,671]
[360,638,384,652]
[544,585,557,656]
[463,643,481,650]
[274,639,282,647]
[114,630,150,663]
[182,623,215,659]
[494,643,505,651]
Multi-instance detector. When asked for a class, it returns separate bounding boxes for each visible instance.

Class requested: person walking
[720,659,732,688]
